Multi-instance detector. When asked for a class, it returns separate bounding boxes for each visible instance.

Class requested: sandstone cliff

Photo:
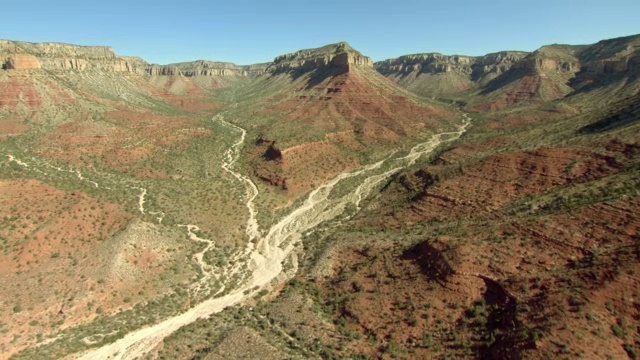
[375,35,639,106]
[0,40,267,78]
[0,40,147,73]
[146,60,268,77]
[375,51,527,82]
[3,54,41,70]
[512,45,583,73]
[468,45,584,110]
[374,51,527,97]
[267,42,373,73]
[375,53,475,75]
[472,36,640,110]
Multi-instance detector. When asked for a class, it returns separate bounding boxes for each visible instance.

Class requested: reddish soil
[44,79,77,105]
[379,145,627,225]
[254,68,455,196]
[0,74,41,109]
[336,135,640,358]
[0,179,132,357]
[0,72,77,113]
[33,110,212,177]
[266,69,447,136]
[434,135,515,163]
[0,117,30,137]
[0,178,197,358]
[317,240,494,359]
[472,74,569,112]
[143,79,221,112]
[496,198,640,359]
[252,135,360,196]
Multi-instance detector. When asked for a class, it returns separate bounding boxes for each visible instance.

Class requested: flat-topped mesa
[0,40,147,73]
[375,51,528,79]
[0,40,266,77]
[146,60,268,77]
[268,42,373,73]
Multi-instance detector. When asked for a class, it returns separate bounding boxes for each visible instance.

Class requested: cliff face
[268,42,373,73]
[0,40,148,73]
[375,53,474,75]
[375,51,527,82]
[376,34,640,106]
[374,51,527,97]
[0,40,267,77]
[512,57,579,72]
[3,54,41,70]
[146,60,268,77]
[511,45,583,73]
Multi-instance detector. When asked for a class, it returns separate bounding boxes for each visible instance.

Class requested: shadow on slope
[579,95,640,133]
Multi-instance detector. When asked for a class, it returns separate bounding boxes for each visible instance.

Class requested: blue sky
[3,0,639,65]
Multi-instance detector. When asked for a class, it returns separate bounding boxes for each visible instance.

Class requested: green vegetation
[2,34,640,359]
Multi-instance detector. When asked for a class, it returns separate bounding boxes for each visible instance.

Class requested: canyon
[1,33,639,360]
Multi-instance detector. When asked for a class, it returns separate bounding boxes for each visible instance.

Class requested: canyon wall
[375,51,527,81]
[268,42,373,73]
[0,40,267,77]
[0,40,147,73]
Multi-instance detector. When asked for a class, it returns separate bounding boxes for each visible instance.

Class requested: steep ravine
[76,112,470,360]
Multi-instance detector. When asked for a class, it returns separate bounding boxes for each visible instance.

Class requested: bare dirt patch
[0,117,30,138]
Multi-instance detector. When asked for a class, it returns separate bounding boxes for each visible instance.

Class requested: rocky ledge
[0,40,147,73]
[3,54,40,70]
[268,42,373,73]
[0,40,267,77]
[146,60,268,77]
[375,51,527,80]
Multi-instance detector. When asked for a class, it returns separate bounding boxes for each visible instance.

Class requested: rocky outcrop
[375,53,475,75]
[268,42,373,73]
[146,60,268,77]
[146,65,180,76]
[374,41,640,104]
[512,57,579,72]
[511,45,582,74]
[470,46,584,110]
[113,57,147,72]
[475,52,528,74]
[0,40,267,78]
[0,40,147,73]
[330,51,373,68]
[375,51,527,81]
[1,39,375,80]
[374,51,528,97]
[3,54,40,70]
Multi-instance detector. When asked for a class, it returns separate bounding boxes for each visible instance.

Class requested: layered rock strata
[268,42,373,73]
[0,40,267,77]
[375,51,527,81]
